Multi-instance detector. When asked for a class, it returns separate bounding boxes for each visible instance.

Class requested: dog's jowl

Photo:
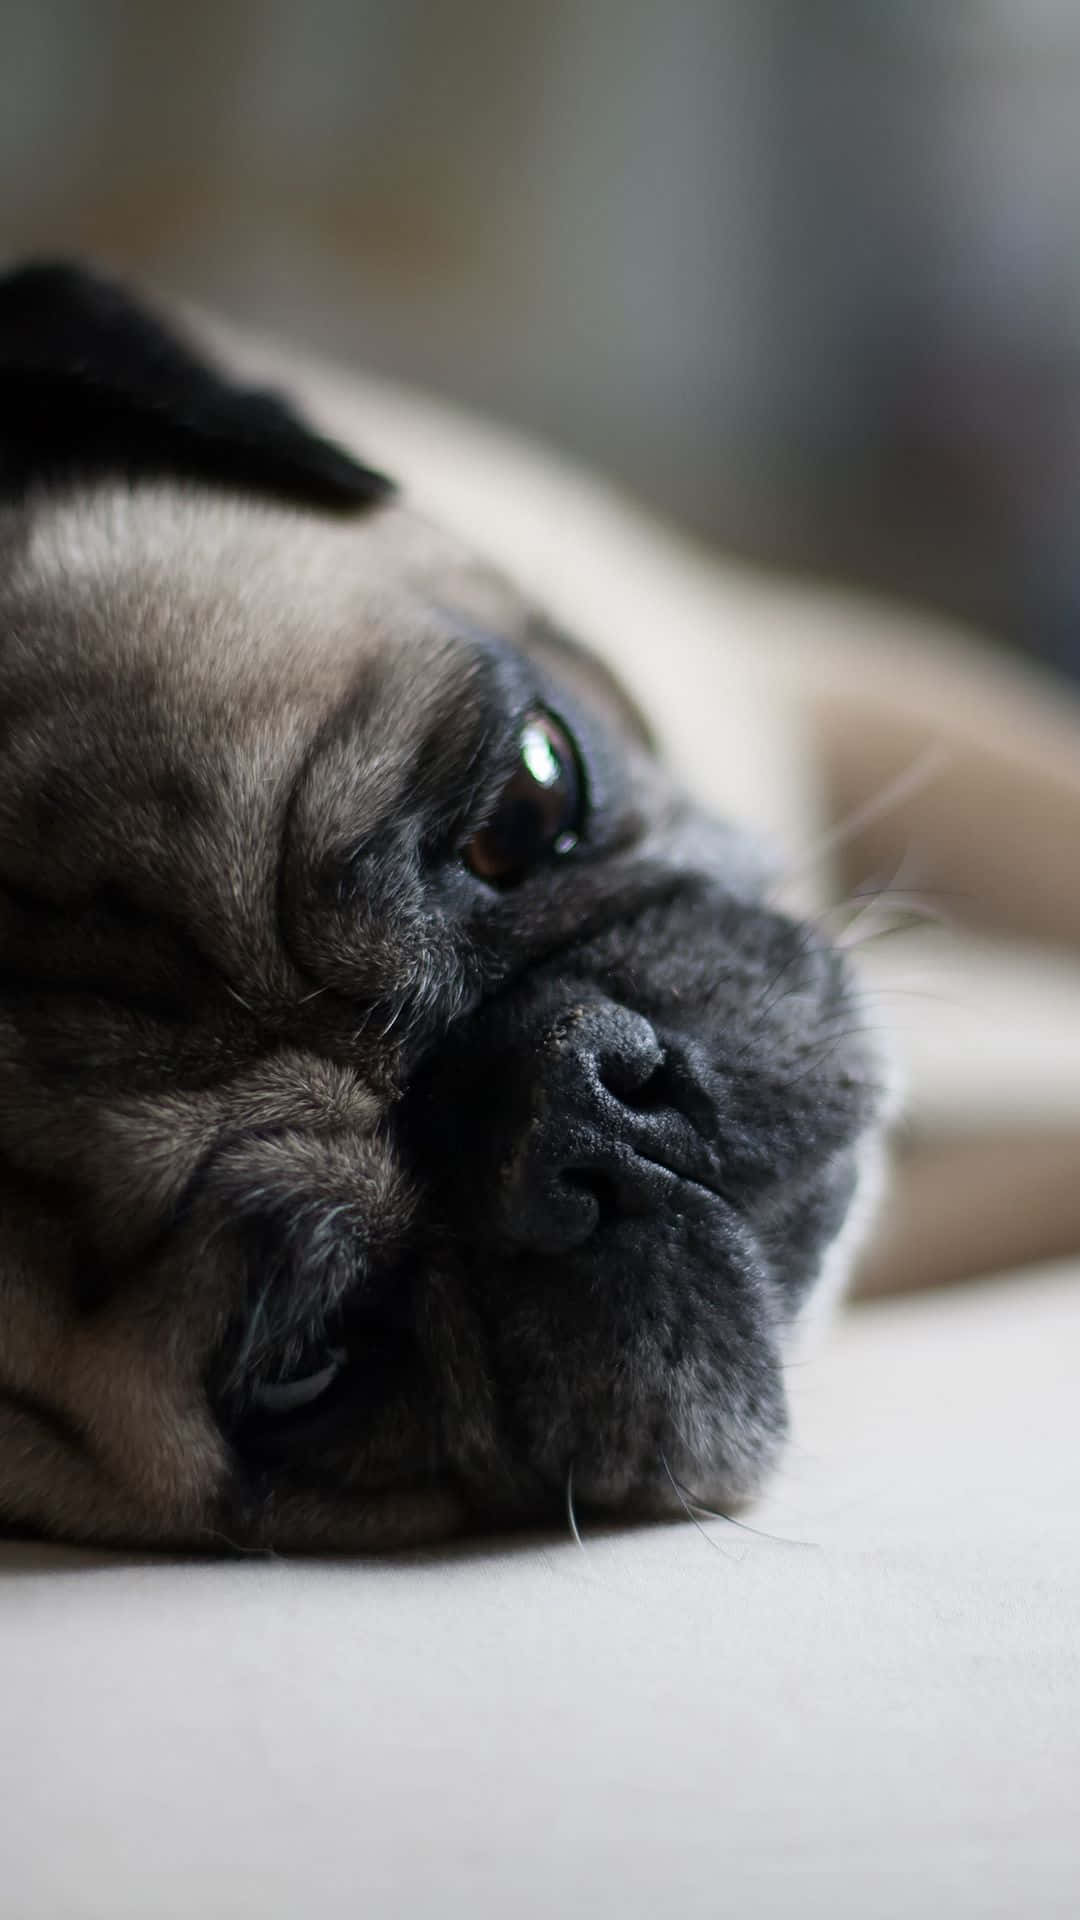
[0,264,886,1548]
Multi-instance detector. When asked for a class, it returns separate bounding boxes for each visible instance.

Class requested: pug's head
[0,264,885,1550]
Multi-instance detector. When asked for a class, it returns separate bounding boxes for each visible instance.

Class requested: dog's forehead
[9,483,529,691]
[6,480,648,746]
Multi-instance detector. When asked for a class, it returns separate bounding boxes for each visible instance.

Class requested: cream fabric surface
[3,1263,1077,1918]
[2,360,1078,1915]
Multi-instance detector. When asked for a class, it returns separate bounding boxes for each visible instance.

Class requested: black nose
[499,1000,684,1254]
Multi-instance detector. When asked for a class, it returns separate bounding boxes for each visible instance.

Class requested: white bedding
[3,1262,1077,1918]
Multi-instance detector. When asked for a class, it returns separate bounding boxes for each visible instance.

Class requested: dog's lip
[548,1105,739,1217]
[621,1148,737,1211]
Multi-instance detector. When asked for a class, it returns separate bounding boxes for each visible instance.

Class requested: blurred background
[4,0,1080,678]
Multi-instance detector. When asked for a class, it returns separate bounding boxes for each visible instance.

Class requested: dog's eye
[249,1343,347,1417]
[466,712,583,885]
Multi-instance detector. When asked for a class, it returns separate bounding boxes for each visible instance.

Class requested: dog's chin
[215,1117,825,1553]
[207,1154,792,1551]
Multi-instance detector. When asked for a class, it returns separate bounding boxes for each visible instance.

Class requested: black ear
[0,261,394,511]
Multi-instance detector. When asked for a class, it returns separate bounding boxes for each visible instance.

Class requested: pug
[0,262,887,1550]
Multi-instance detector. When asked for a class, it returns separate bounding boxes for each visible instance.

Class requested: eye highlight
[465,711,584,886]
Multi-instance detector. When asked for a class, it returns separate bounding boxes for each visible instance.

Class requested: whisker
[773,740,951,899]
[379,999,407,1043]
[847,982,963,1008]
[566,1461,586,1553]
[669,1470,819,1551]
[731,924,822,1067]
[819,883,967,915]
[768,1028,888,1092]
[827,847,922,950]
[845,890,952,925]
[660,1454,740,1559]
[838,916,943,955]
[196,1526,279,1559]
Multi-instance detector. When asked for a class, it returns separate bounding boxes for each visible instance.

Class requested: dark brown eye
[466,711,584,885]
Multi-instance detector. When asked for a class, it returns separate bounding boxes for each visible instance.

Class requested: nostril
[488,1001,684,1253]
[599,1057,665,1111]
[590,1007,665,1109]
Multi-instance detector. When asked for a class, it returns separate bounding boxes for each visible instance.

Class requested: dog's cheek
[0,1169,225,1542]
[67,1320,229,1532]
[0,1048,391,1269]
[0,1266,233,1549]
[63,1220,252,1539]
